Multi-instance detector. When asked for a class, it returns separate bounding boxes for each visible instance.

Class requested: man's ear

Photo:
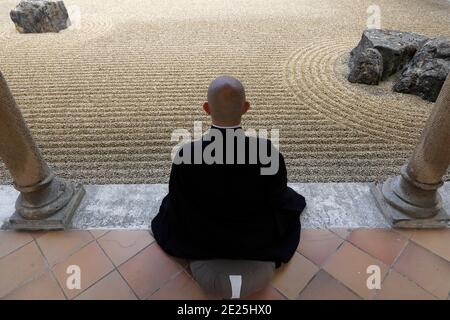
[242,101,250,115]
[203,101,211,115]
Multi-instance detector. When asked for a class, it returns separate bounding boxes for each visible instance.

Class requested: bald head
[205,76,249,126]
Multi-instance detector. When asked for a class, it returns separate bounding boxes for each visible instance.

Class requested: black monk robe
[151,126,306,266]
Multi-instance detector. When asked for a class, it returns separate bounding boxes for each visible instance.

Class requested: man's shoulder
[171,130,282,166]
[175,131,276,146]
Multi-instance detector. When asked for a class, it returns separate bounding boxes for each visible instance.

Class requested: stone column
[372,74,450,228]
[0,72,85,230]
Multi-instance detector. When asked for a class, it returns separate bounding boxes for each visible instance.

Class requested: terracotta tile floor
[1,228,449,300]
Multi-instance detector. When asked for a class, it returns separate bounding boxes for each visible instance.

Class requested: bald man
[151,76,306,299]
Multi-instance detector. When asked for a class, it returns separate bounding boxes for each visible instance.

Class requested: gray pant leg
[190,259,275,299]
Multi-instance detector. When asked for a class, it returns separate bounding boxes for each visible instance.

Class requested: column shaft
[372,74,450,228]
[0,72,85,230]
[406,75,450,185]
[0,73,50,188]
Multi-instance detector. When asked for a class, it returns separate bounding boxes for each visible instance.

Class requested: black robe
[151,126,306,266]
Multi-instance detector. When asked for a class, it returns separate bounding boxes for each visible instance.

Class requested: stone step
[1,182,449,230]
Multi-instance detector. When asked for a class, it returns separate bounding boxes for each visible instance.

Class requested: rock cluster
[393,38,450,102]
[348,29,449,102]
[10,0,71,33]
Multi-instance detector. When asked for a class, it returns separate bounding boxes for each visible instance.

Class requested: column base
[371,182,450,228]
[8,183,85,231]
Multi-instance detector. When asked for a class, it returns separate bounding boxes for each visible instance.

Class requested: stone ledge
[1,182,449,230]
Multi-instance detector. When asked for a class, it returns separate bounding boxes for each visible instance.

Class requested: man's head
[203,76,250,127]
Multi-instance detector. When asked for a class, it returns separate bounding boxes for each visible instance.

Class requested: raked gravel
[0,0,449,184]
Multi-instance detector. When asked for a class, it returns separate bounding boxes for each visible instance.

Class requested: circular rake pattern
[285,40,431,146]
[67,13,115,42]
[0,12,114,47]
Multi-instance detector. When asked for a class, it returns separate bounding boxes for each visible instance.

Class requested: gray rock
[348,48,383,85]
[393,37,450,102]
[349,29,429,82]
[10,0,71,33]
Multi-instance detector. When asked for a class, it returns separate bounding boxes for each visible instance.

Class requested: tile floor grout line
[343,241,390,300]
[318,237,378,300]
[328,228,352,240]
[382,265,441,300]
[146,269,190,300]
[35,232,102,300]
[341,237,392,267]
[372,263,419,301]
[180,269,214,300]
[389,236,411,268]
[345,233,407,269]
[373,265,396,301]
[389,240,445,300]
[297,251,321,267]
[0,232,34,260]
[47,267,69,301]
[408,237,450,264]
[93,236,140,300]
[145,268,186,300]
[402,243,444,300]
[271,286,289,300]
[33,237,69,300]
[391,228,413,240]
[295,231,358,299]
[37,232,97,268]
[2,268,53,300]
[1,267,52,299]
[291,252,322,300]
[295,268,320,300]
[98,236,149,250]
[321,267,365,300]
[109,239,162,299]
[91,229,111,240]
[113,240,156,270]
[314,232,347,268]
[70,269,118,300]
[109,231,186,298]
